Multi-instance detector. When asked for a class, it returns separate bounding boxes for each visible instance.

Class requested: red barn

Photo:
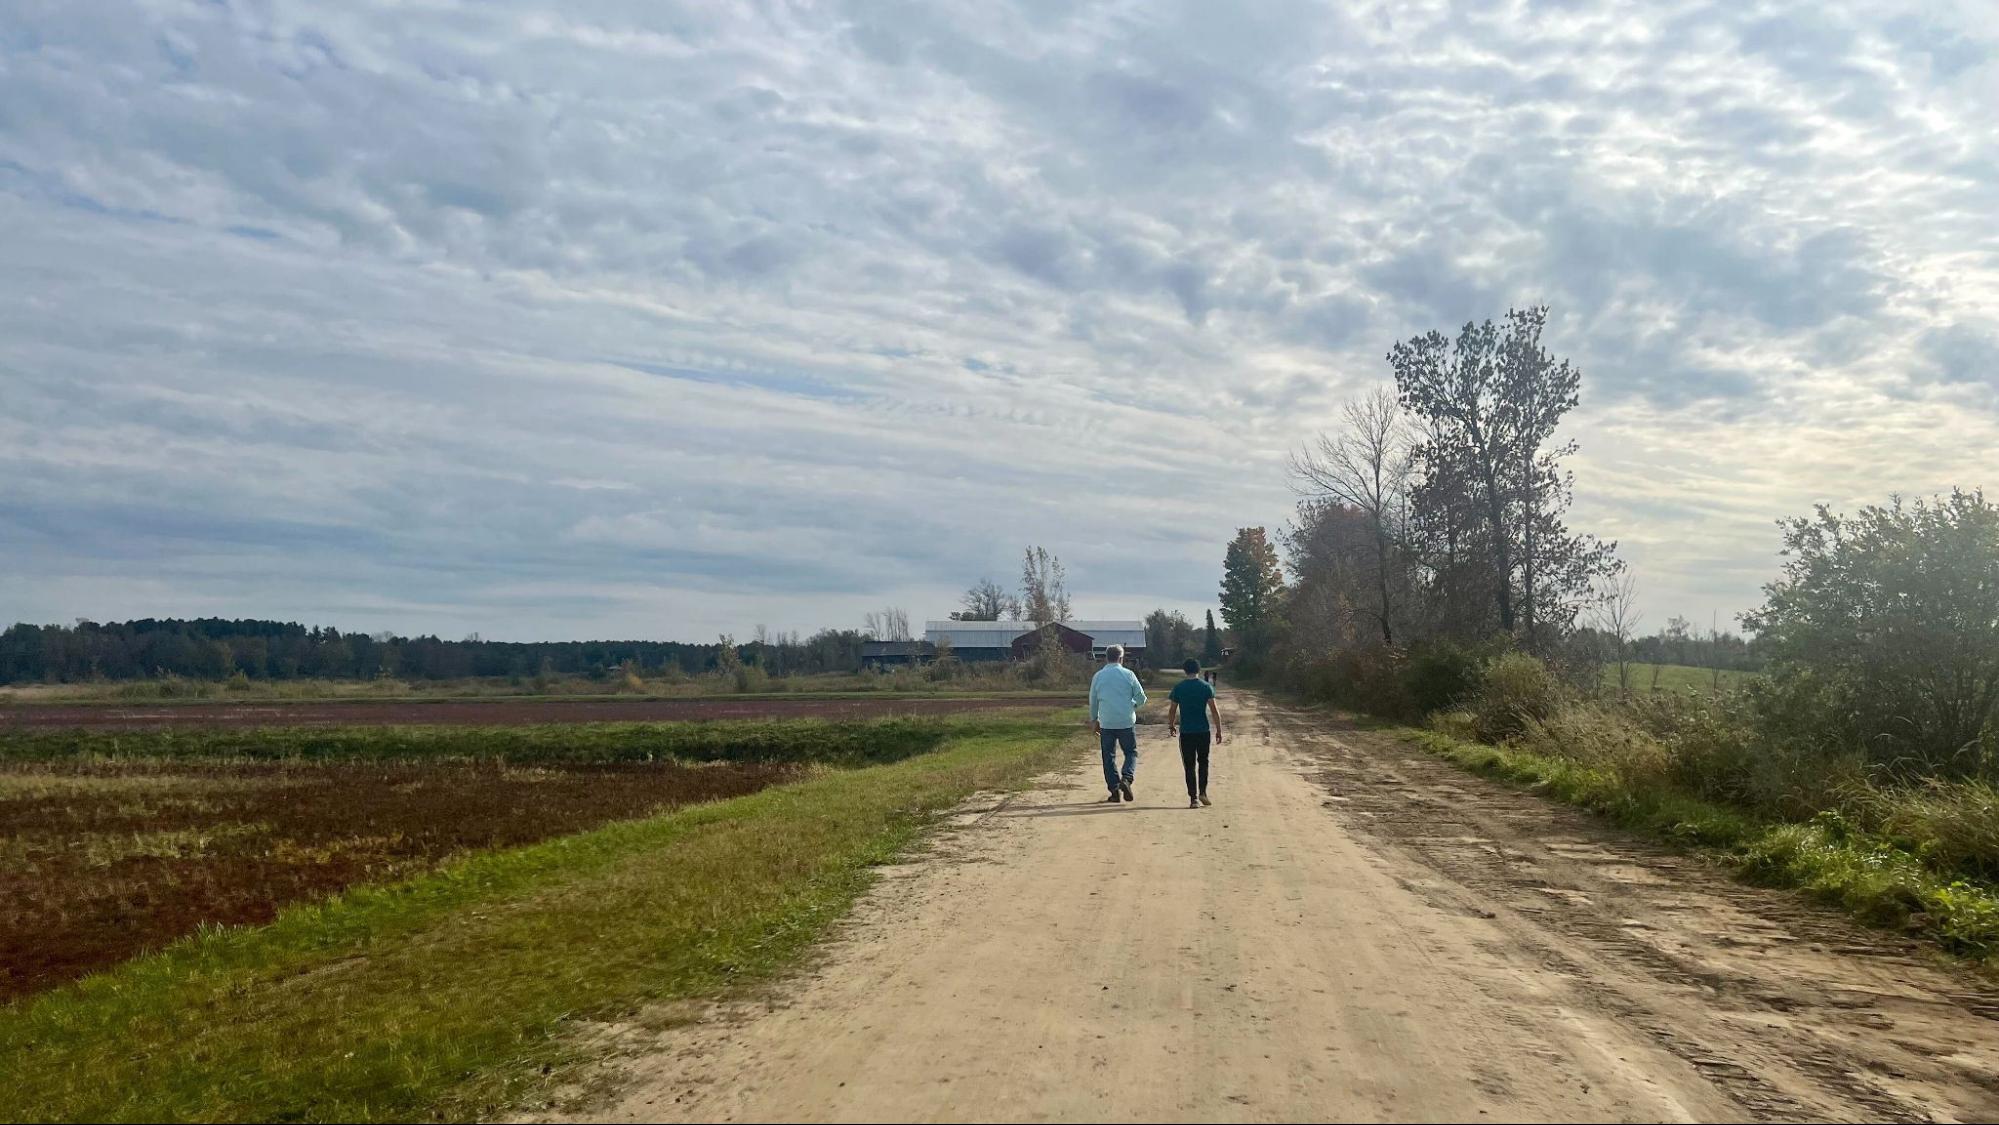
[1010,622,1095,660]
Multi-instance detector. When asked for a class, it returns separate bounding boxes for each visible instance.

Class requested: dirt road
[549,692,1999,1123]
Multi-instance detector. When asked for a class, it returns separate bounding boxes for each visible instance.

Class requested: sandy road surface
[547,692,1999,1124]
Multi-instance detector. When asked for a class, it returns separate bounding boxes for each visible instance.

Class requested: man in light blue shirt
[1089,643,1147,803]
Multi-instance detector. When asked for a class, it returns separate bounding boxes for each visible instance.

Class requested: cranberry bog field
[0,756,799,1000]
[0,715,994,1002]
[0,711,1079,1123]
[0,693,1072,730]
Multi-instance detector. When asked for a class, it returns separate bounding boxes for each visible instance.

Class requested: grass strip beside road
[0,717,1078,1123]
[1407,728,1999,970]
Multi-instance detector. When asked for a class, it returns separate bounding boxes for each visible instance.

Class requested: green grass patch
[1605,661,1757,693]
[0,716,980,765]
[0,718,1078,1123]
[1408,729,1757,848]
[1740,813,1999,959]
[1406,727,1999,968]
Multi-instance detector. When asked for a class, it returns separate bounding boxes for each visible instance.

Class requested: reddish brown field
[0,757,799,1001]
[0,695,1067,730]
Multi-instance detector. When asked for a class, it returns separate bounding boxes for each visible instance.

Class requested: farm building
[860,640,935,668]
[1010,622,1094,660]
[922,620,1146,664]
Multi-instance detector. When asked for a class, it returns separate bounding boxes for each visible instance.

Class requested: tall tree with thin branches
[862,607,911,641]
[1591,571,1643,696]
[1020,547,1071,624]
[1291,387,1413,644]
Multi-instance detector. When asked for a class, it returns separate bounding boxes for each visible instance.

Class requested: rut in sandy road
[533,691,1999,1125]
[1281,703,1999,1124]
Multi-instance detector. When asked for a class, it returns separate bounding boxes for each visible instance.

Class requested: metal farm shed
[924,620,1028,662]
[922,620,1146,663]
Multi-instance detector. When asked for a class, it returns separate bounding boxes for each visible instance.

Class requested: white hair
[1105,644,1125,662]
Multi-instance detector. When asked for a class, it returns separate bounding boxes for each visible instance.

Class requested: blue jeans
[1099,727,1138,792]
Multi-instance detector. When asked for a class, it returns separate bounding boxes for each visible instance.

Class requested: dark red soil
[0,757,801,1001]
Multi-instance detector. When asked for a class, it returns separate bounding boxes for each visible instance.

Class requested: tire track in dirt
[1282,702,1999,1124]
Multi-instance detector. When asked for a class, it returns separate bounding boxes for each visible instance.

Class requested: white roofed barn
[923,620,1145,663]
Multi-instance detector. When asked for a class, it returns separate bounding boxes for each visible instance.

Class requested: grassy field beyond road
[0,716,1078,1123]
[1602,661,1756,693]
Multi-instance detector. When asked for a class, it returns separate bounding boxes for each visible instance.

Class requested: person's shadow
[999,801,1180,818]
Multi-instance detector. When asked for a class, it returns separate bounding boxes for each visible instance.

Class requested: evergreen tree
[1219,527,1285,662]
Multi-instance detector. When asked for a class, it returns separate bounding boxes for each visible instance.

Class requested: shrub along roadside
[0,716,970,766]
[0,719,1079,1123]
[1276,630,1999,967]
[1409,726,1999,967]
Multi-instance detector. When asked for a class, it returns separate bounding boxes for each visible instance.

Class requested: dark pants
[1099,727,1137,792]
[1179,731,1211,797]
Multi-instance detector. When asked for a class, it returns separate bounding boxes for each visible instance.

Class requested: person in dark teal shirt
[1166,659,1224,808]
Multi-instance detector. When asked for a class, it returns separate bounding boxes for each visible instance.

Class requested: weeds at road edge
[1407,728,1999,968]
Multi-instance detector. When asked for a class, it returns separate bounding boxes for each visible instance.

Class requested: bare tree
[1290,386,1413,644]
[1590,572,1643,696]
[954,578,1019,621]
[862,607,912,641]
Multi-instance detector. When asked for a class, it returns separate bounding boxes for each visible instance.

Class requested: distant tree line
[0,618,872,684]
[1143,609,1201,667]
[1578,616,1762,672]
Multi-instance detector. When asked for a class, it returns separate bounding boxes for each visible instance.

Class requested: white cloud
[1,0,1995,639]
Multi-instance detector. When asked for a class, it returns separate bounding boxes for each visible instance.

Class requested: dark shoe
[1119,780,1133,802]
[1189,797,1201,809]
[1103,792,1123,804]
[1199,793,1213,806]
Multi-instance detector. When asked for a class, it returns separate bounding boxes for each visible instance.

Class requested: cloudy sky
[3,0,1995,642]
